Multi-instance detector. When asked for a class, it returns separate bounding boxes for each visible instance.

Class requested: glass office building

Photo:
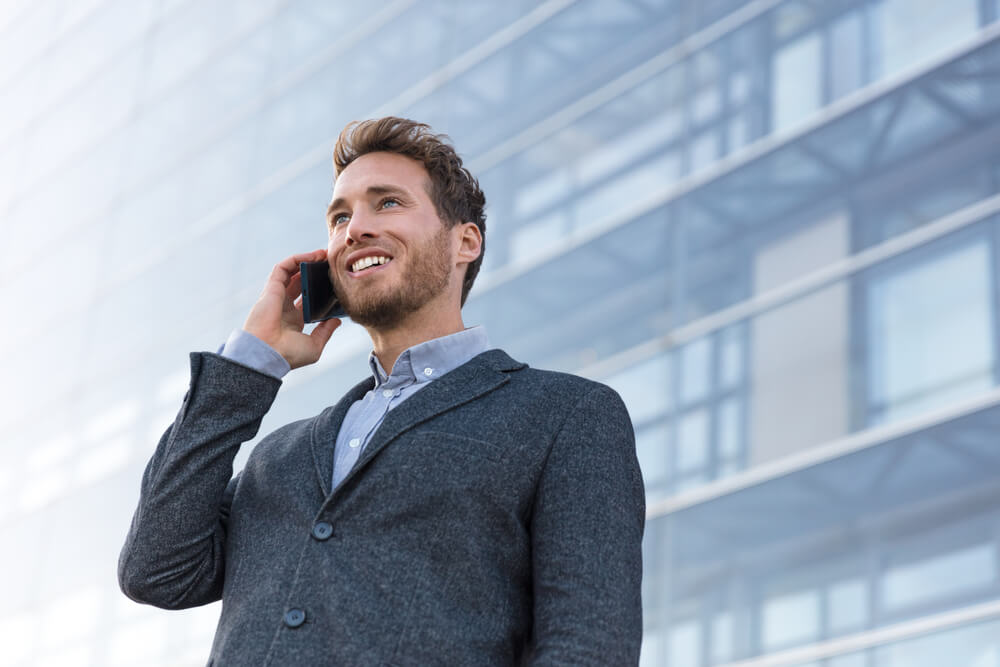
[2,0,1000,664]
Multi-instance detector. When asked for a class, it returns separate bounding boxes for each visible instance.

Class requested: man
[119,117,645,665]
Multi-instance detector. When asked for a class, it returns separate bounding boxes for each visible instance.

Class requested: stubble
[334,225,453,330]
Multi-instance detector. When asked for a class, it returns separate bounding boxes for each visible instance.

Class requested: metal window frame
[714,598,1000,667]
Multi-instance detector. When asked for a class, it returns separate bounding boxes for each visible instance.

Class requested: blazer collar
[310,349,525,498]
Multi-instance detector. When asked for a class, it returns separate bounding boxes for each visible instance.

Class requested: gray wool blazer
[119,348,645,666]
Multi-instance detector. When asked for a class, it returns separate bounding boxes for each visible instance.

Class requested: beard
[333,225,452,330]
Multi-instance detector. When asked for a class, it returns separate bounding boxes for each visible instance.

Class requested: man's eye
[380,199,400,209]
[332,213,350,225]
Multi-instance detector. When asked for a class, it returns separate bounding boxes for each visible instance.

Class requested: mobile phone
[300,260,347,323]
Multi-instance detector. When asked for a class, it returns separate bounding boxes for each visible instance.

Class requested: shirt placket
[342,376,409,473]
[360,378,406,451]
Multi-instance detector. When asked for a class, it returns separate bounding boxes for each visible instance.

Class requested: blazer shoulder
[493,350,613,393]
[497,353,628,413]
[514,365,608,393]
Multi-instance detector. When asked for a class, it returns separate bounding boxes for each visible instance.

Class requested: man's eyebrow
[326,185,411,220]
[326,198,345,220]
[365,184,412,201]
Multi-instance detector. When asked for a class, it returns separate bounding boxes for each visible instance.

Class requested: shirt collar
[368,326,491,388]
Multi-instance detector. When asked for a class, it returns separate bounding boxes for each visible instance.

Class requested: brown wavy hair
[333,117,487,306]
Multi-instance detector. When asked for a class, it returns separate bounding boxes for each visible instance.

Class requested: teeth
[351,256,391,272]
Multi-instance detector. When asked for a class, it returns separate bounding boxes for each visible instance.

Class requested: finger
[309,318,341,350]
[277,273,303,316]
[269,249,329,287]
[285,270,303,301]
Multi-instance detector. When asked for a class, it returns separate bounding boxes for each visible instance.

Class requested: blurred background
[2,0,1000,665]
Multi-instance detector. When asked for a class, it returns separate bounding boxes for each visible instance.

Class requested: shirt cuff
[219,329,291,379]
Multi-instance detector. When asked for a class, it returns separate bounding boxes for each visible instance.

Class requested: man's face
[326,151,456,329]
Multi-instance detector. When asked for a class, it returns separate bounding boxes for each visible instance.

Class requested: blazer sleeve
[527,383,646,666]
[118,352,281,610]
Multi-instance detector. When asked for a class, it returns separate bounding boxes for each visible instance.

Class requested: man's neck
[367,309,466,375]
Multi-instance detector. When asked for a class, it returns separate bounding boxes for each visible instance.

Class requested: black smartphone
[300,260,347,323]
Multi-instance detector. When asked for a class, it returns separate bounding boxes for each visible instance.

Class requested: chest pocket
[358,429,516,516]
[403,430,504,462]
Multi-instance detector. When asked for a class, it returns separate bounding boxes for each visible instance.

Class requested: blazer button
[312,521,333,541]
[284,608,306,628]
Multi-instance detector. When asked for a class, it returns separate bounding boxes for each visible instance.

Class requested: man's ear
[455,222,482,266]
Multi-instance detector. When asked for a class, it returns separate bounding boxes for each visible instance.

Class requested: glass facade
[2,1,1000,665]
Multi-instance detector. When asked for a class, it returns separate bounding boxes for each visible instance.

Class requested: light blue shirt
[220,326,491,489]
[219,328,292,379]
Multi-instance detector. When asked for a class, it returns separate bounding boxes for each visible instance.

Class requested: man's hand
[243,250,341,370]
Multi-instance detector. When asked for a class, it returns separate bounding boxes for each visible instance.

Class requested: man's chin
[340,297,411,330]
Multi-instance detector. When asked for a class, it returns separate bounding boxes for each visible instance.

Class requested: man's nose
[345,209,378,245]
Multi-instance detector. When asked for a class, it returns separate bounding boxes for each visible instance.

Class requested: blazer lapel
[310,376,375,497]
[337,349,525,491]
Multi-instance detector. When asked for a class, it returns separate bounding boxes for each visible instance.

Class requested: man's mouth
[348,255,392,275]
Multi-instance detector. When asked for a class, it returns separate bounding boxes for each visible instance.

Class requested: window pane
[677,409,709,473]
[605,354,672,425]
[510,212,568,268]
[690,130,720,173]
[877,0,979,78]
[882,543,996,611]
[712,611,734,663]
[577,109,683,184]
[635,422,670,494]
[831,10,864,100]
[728,113,751,152]
[717,397,743,460]
[868,240,994,423]
[828,578,869,633]
[639,628,667,667]
[692,85,720,125]
[680,337,712,404]
[762,588,820,650]
[719,323,745,388]
[669,620,701,667]
[572,151,682,234]
[772,31,822,132]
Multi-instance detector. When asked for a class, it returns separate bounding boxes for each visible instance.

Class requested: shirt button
[423,367,433,376]
[382,389,394,398]
[312,521,333,541]
[349,438,360,448]
[284,608,306,628]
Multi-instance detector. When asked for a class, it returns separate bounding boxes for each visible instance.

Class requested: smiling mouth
[348,256,393,276]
